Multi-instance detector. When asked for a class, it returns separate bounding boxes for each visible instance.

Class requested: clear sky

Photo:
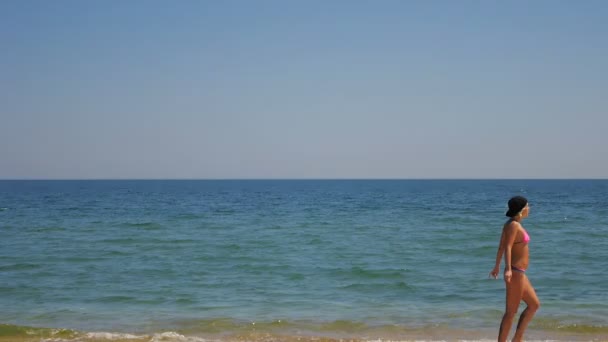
[1,1,607,179]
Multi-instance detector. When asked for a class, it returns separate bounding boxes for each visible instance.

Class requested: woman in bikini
[490,196,540,342]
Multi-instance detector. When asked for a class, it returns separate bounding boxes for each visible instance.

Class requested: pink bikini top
[521,229,530,244]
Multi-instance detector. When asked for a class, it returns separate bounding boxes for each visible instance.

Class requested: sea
[1,180,607,342]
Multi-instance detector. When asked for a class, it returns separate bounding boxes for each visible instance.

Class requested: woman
[490,196,540,342]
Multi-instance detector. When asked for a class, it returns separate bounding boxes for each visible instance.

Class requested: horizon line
[1,178,607,181]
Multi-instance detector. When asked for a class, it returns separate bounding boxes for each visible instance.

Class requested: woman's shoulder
[502,219,521,232]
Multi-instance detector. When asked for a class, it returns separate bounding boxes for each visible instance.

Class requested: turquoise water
[1,180,607,340]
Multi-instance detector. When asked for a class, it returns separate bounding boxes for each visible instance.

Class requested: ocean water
[0,180,607,341]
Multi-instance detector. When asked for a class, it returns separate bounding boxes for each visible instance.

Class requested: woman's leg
[498,272,524,342]
[512,275,540,342]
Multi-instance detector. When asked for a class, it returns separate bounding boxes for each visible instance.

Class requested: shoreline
[2,322,607,342]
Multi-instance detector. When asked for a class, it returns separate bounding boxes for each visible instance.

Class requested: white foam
[40,332,145,341]
[39,331,214,342]
[84,331,146,339]
[151,331,212,342]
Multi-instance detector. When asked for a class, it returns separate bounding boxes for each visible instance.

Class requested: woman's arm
[490,230,505,278]
[495,230,506,266]
[502,222,519,283]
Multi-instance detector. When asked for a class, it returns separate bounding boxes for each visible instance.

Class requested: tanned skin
[490,204,540,342]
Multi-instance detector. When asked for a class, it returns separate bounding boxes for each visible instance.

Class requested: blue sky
[1,1,607,179]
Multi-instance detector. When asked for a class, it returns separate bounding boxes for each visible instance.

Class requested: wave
[0,323,77,339]
[0,263,41,271]
[97,237,194,244]
[532,317,608,333]
[34,226,67,232]
[325,266,409,280]
[339,281,413,292]
[1,319,607,341]
[120,222,164,230]
[170,213,206,220]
